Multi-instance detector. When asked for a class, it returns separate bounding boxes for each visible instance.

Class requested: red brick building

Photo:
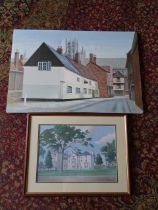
[126,33,143,109]
[72,53,108,98]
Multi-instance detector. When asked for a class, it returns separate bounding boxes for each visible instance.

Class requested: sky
[39,124,116,156]
[11,29,134,59]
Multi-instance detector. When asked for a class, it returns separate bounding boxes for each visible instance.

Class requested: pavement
[6,91,143,113]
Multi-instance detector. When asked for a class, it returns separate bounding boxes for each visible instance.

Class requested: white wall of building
[22,66,64,99]
[62,68,99,99]
[9,70,23,90]
[65,153,93,170]
[22,66,99,99]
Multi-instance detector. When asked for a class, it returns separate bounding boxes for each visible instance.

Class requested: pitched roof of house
[25,42,80,75]
[86,62,108,80]
[47,44,80,75]
[113,71,125,78]
[64,149,92,157]
[25,42,108,82]
[70,60,97,81]
[82,151,91,155]
[85,58,127,69]
[101,65,112,73]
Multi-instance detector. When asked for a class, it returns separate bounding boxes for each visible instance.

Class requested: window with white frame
[77,77,80,82]
[67,86,72,93]
[38,61,51,71]
[76,87,80,94]
[89,80,92,85]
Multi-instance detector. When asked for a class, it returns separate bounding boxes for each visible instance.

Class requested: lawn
[38,167,117,177]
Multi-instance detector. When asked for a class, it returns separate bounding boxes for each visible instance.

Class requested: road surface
[7,93,143,113]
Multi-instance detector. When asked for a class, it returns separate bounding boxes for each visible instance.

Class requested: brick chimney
[74,52,80,63]
[57,46,63,54]
[14,49,19,69]
[20,54,24,64]
[89,53,96,64]
[93,54,96,64]
[19,54,24,71]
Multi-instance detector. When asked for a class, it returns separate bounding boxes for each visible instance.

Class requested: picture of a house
[37,124,117,183]
[23,42,100,100]
[7,30,143,113]
[51,149,94,170]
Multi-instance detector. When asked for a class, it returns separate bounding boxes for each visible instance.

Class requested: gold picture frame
[24,114,130,195]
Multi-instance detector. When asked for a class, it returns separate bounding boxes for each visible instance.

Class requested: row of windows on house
[67,86,98,95]
[77,77,92,85]
[38,62,93,85]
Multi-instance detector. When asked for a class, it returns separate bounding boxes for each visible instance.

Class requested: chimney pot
[74,52,80,64]
[89,53,96,64]
[57,46,63,54]
[14,49,20,69]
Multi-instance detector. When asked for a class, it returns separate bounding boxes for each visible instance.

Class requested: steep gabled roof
[85,58,127,68]
[70,60,97,81]
[113,71,125,78]
[71,60,108,82]
[47,44,80,75]
[25,42,80,75]
[87,62,109,73]
[82,151,91,156]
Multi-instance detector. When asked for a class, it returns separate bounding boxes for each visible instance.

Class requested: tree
[95,153,103,166]
[40,125,93,172]
[39,145,46,158]
[101,140,116,164]
[45,150,53,170]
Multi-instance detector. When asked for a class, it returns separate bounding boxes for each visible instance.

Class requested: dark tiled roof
[82,151,91,155]
[113,71,125,78]
[70,60,96,81]
[47,44,80,75]
[101,66,111,73]
[25,42,80,75]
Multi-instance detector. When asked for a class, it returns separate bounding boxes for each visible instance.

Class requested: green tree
[40,125,93,172]
[39,145,45,158]
[95,153,103,166]
[45,150,53,170]
[101,140,116,164]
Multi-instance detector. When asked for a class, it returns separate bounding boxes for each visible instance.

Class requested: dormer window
[38,61,51,71]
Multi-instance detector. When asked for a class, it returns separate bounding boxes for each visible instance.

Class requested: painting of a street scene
[37,124,117,183]
[7,30,143,113]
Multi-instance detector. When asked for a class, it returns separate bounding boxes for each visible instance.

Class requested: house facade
[22,43,99,100]
[51,150,94,170]
[113,71,125,96]
[113,68,129,96]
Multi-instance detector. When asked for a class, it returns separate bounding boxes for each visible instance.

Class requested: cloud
[96,133,115,145]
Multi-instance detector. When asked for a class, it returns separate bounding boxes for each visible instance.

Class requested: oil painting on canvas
[37,124,117,183]
[7,29,143,113]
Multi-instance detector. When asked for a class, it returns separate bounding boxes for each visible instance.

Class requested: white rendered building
[51,150,94,170]
[22,42,99,100]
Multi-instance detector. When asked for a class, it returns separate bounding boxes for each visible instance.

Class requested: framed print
[7,29,143,114]
[24,114,130,195]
